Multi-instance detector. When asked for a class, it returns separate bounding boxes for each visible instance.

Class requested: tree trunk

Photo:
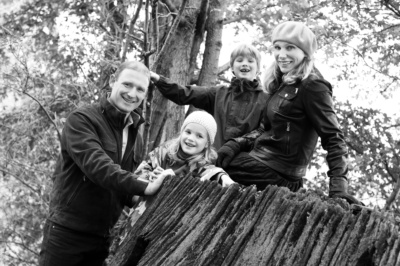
[146,0,207,152]
[107,177,400,266]
[197,0,225,86]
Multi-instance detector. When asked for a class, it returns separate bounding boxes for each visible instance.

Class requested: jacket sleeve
[155,76,217,113]
[302,81,349,180]
[64,111,149,195]
[233,117,266,151]
[198,165,227,183]
[133,145,164,180]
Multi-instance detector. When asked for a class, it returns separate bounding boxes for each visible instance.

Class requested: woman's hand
[216,140,242,168]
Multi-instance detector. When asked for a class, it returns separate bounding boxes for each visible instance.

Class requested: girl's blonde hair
[230,43,262,72]
[263,55,318,94]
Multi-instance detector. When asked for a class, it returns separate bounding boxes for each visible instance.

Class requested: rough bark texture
[107,176,400,266]
[147,0,205,152]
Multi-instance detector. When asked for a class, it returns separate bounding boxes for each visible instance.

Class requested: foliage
[0,0,400,264]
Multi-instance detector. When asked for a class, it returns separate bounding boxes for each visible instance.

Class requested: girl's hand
[159,169,175,179]
[148,167,165,181]
[220,174,236,187]
[150,71,160,82]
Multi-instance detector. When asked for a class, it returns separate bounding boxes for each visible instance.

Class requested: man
[39,60,169,266]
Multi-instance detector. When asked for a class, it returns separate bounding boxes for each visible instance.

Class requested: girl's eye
[273,45,280,51]
[287,46,295,51]
[197,134,204,139]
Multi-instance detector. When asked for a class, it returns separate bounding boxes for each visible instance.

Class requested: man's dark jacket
[48,94,148,236]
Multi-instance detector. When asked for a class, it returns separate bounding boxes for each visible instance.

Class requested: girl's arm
[150,71,217,113]
[199,166,236,187]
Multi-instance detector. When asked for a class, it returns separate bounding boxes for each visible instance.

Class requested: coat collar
[100,92,145,130]
[230,77,262,92]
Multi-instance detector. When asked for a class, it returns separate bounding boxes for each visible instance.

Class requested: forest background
[0,0,399,265]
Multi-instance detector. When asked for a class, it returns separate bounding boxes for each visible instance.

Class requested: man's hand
[144,169,175,195]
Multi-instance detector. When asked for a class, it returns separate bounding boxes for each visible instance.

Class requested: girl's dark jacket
[154,76,269,149]
[48,94,148,237]
[235,76,348,183]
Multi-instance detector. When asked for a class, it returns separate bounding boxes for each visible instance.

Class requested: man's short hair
[114,60,150,81]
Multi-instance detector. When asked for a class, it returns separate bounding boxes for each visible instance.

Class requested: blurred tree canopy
[0,0,399,265]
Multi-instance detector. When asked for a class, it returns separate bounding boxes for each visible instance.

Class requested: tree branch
[160,0,177,14]
[151,0,188,68]
[122,0,143,61]
[335,38,399,83]
[21,88,62,143]
[0,167,40,196]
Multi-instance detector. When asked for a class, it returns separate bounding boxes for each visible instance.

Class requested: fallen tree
[107,176,400,266]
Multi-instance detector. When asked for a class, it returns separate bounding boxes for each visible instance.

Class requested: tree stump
[107,176,400,266]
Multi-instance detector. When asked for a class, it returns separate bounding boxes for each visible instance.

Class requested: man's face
[109,69,149,113]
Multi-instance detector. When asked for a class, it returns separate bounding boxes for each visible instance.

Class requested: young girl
[129,111,235,223]
[135,111,235,188]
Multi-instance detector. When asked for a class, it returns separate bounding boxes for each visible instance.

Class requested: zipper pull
[286,122,290,131]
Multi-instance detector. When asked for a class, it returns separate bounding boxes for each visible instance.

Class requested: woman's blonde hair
[263,55,318,94]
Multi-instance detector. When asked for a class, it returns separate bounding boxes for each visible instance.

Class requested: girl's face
[232,55,258,81]
[180,123,209,156]
[272,41,306,73]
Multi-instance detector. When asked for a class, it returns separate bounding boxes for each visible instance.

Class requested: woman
[217,21,361,204]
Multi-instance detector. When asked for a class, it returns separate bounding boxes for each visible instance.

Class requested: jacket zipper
[286,122,290,154]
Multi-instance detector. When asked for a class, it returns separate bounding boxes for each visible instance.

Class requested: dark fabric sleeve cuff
[329,176,348,196]
[130,179,149,196]
[155,75,169,85]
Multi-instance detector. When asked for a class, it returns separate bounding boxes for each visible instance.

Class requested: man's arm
[64,111,154,195]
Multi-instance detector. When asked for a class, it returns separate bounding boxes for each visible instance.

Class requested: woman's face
[272,41,306,73]
[180,123,208,156]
